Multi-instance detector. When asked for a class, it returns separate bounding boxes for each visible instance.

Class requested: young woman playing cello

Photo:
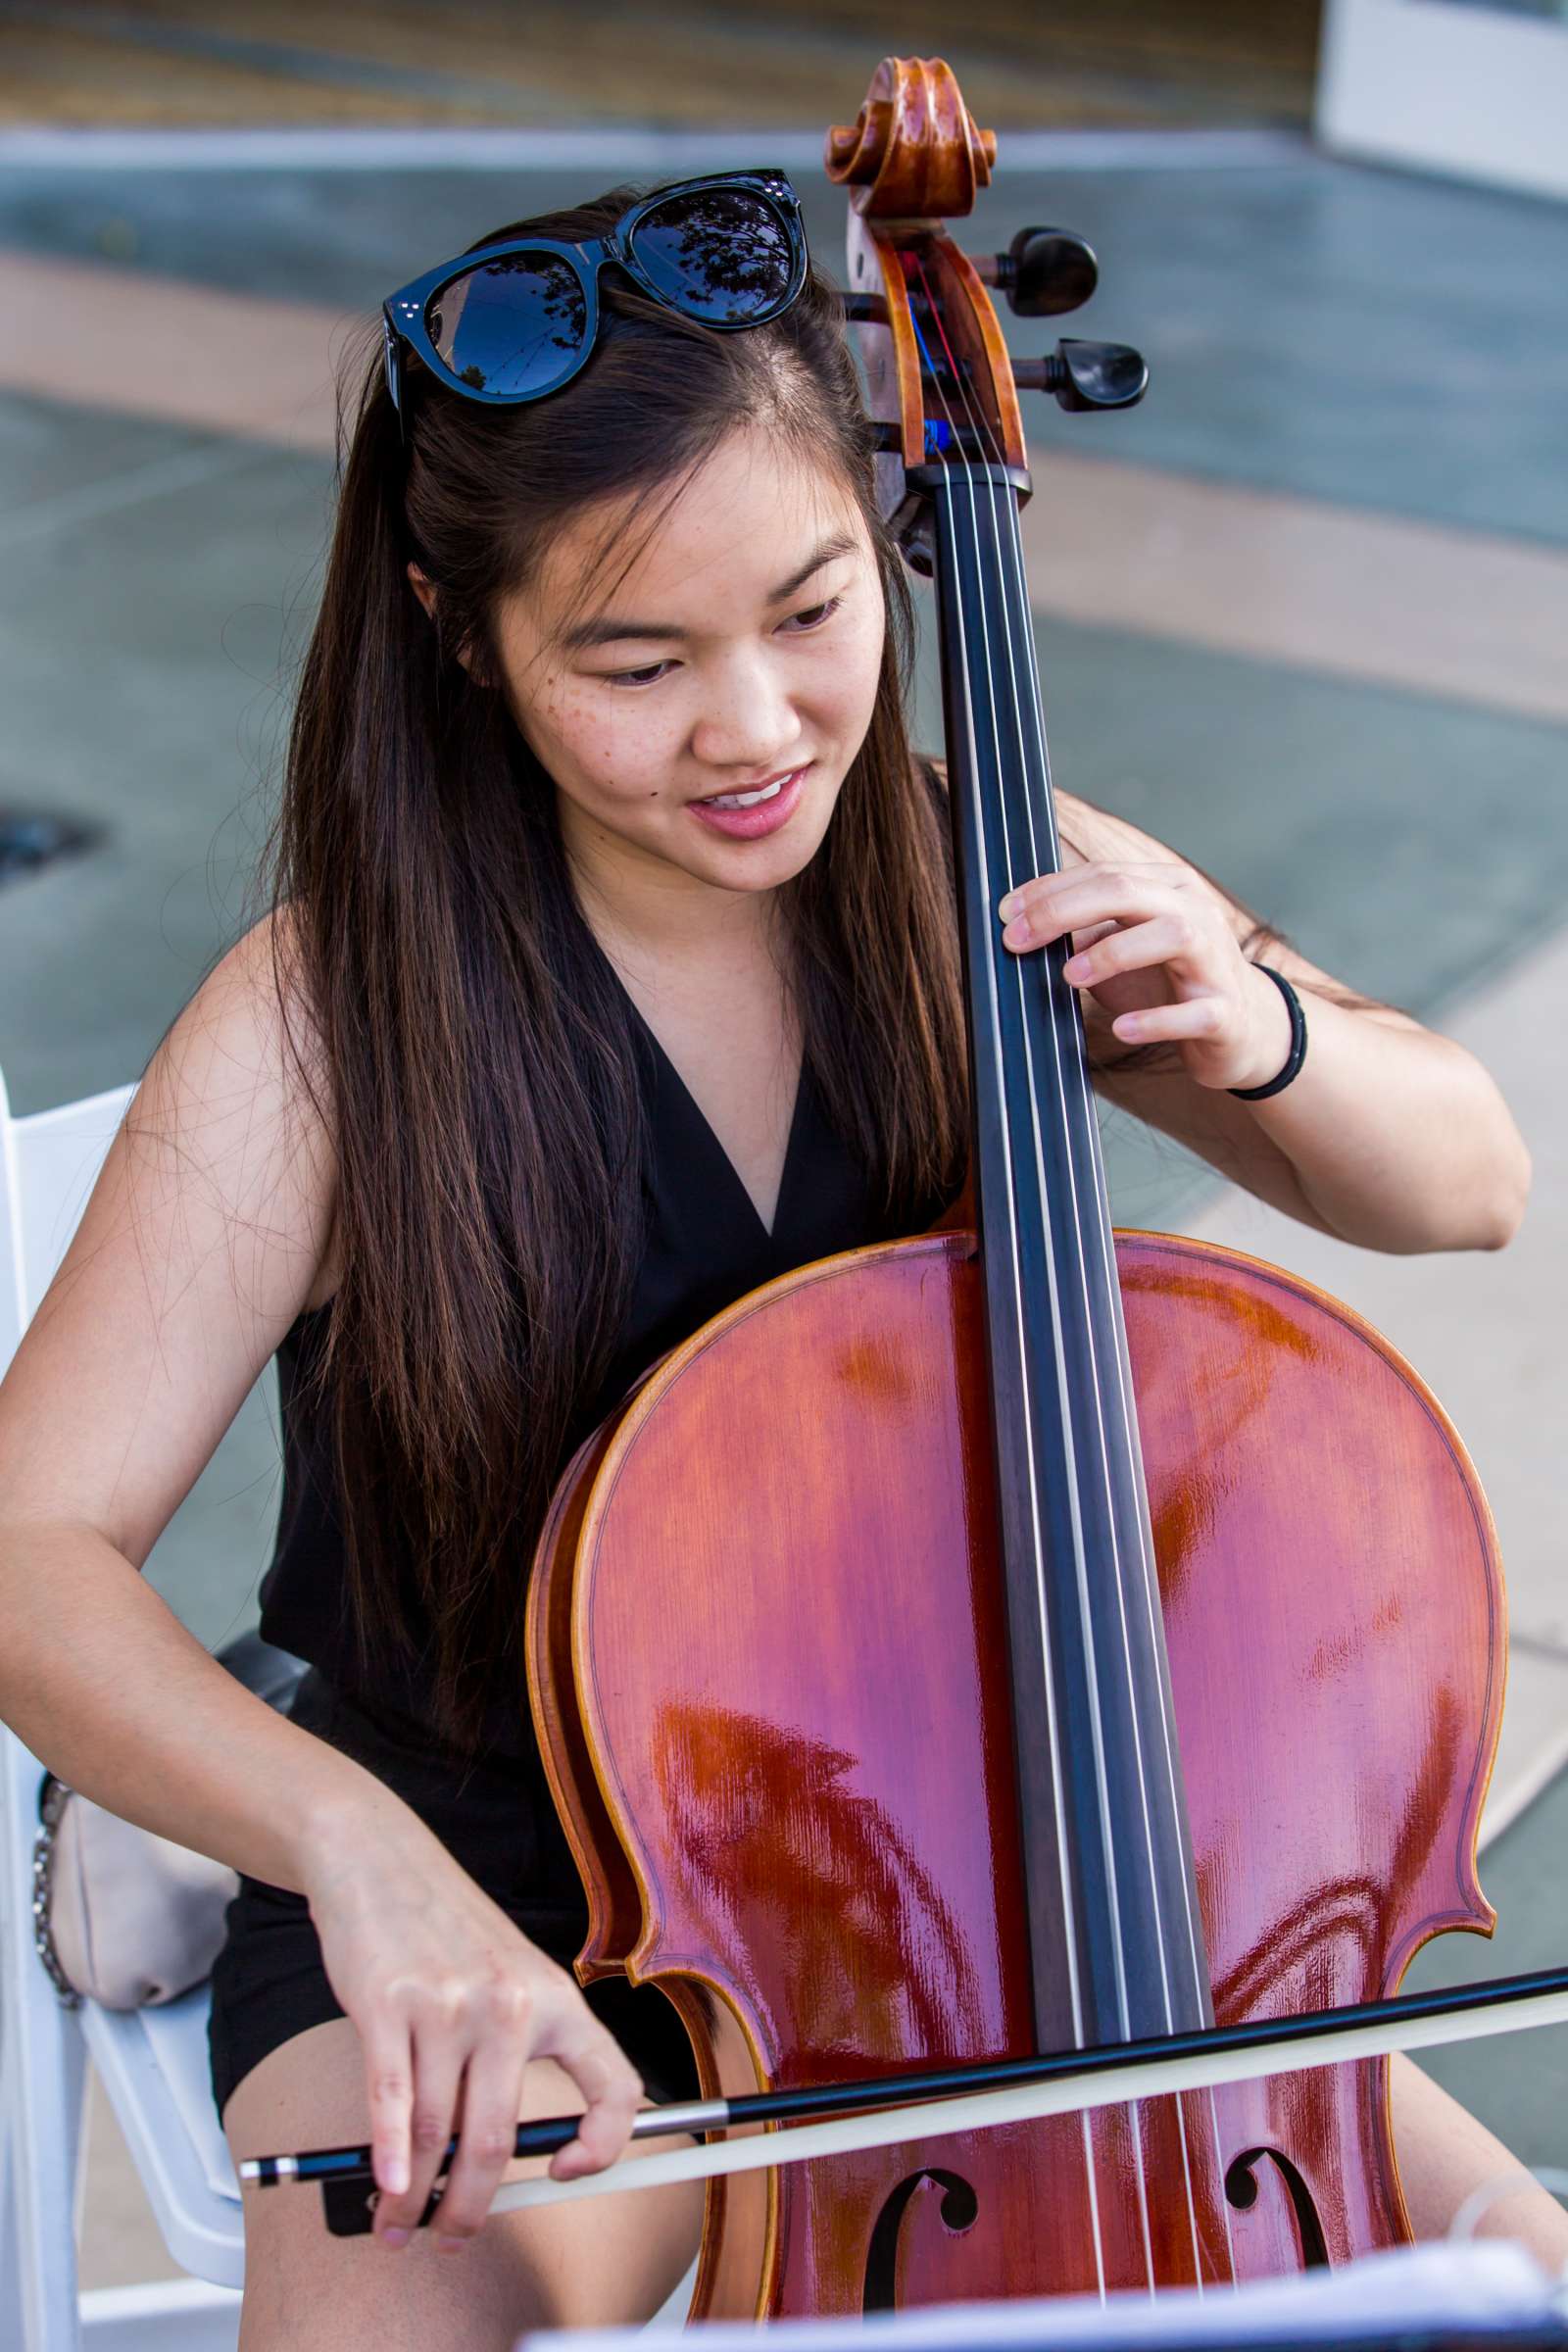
[0,174,1560,2350]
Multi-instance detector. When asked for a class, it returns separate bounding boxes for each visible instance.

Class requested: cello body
[527,1228,1503,2314]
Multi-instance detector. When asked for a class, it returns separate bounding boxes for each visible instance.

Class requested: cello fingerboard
[924,455,1213,2056]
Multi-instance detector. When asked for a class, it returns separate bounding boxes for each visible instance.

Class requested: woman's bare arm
[0,913,643,2234]
[0,908,379,1883]
[1043,791,1531,1255]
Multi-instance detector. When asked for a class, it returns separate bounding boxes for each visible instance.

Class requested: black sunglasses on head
[380,169,809,440]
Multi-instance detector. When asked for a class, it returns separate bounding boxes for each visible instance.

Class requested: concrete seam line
[0,124,1315,173]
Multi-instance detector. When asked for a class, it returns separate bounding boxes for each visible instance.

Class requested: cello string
[985,386,1231,2297]
[942,455,1122,2305]
[966,431,1229,2284]
[908,266,1146,2034]
[913,277,1147,2305]
[905,288,1106,2294]
[927,445,1107,2306]
[909,252,1220,2291]
[976,459,1197,2296]
[991,473,1239,2292]
[931,377,1165,2312]
[970,349,1233,2272]
[912,266,1128,2301]
[913,283,1129,2047]
[912,409,1083,2048]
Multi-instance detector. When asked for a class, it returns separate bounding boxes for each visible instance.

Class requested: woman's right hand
[304,1812,644,2252]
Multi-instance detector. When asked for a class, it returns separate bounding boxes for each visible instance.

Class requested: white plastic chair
[0,1056,700,2348]
[0,1060,243,2349]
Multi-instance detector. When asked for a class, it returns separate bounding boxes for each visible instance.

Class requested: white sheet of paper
[522,2241,1562,2352]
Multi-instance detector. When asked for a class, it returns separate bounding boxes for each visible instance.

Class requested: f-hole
[1226,2145,1331,2270]
[862,2167,980,2312]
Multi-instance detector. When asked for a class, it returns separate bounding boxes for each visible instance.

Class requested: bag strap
[32,1774,80,2007]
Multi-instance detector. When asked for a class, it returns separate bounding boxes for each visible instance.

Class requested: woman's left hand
[998,860,1293,1095]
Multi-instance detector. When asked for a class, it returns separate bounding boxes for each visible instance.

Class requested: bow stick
[241,1964,1568,2236]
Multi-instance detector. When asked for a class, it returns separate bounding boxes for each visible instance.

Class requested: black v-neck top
[256,988,958,1758]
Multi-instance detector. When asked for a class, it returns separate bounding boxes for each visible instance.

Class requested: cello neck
[926,453,1214,2050]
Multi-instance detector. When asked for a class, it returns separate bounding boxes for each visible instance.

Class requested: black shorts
[208,1669,700,2121]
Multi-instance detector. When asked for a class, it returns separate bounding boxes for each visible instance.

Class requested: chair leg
[0,2122,22,2348]
[2,1732,88,2352]
[80,2278,242,2348]
[3,1982,87,2352]
[1,2002,87,2352]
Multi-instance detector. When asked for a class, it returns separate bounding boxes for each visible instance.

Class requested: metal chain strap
[30,1774,81,2007]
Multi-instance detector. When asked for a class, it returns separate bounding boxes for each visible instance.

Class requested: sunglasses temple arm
[382,318,408,453]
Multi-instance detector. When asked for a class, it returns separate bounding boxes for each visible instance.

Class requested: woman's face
[490,427,886,928]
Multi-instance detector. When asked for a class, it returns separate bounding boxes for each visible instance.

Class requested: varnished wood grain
[527,1231,1501,2312]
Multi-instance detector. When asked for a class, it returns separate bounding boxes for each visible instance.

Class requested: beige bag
[30,1633,306,2011]
[36,1776,237,2010]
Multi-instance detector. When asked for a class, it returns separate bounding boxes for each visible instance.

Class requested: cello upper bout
[1116,1229,1504,2000]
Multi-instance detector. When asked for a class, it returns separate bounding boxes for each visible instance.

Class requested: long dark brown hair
[260,188,969,1745]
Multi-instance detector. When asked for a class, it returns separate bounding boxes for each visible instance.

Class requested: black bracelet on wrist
[1228,964,1308,1102]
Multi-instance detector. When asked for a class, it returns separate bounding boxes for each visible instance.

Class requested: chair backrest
[0,1058,244,2343]
[0,1058,138,1377]
[0,1059,136,2344]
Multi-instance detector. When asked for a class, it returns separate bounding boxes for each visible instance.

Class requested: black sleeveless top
[258,991,958,1758]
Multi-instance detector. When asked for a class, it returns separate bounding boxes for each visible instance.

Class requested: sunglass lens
[630,189,796,323]
[426,253,588,397]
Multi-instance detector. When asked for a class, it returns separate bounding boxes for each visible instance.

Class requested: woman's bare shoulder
[122,898,340,1317]
[133,904,336,1196]
[0,907,340,1565]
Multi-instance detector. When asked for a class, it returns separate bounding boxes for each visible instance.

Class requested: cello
[522,55,1506,2315]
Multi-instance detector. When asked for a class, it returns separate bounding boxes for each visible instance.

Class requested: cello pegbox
[831,58,1027,485]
